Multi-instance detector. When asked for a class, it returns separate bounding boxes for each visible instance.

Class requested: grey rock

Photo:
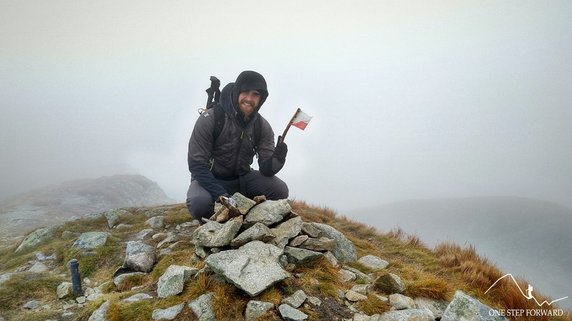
[389,294,415,310]
[57,282,74,299]
[304,223,356,262]
[278,304,308,321]
[146,216,165,229]
[271,216,303,248]
[339,269,357,282]
[28,261,49,273]
[124,241,156,273]
[289,235,309,247]
[35,252,56,261]
[205,241,290,296]
[152,303,185,320]
[284,246,323,263]
[414,298,448,319]
[374,308,434,321]
[157,265,199,298]
[72,232,109,250]
[342,266,374,283]
[157,232,178,249]
[441,290,508,321]
[122,293,154,302]
[306,296,322,307]
[188,293,217,321]
[301,223,322,238]
[192,217,243,248]
[374,273,406,294]
[113,272,146,287]
[88,300,110,321]
[299,237,336,251]
[245,199,292,226]
[345,290,368,302]
[231,223,275,248]
[76,296,87,304]
[282,290,308,308]
[0,273,13,285]
[245,300,274,321]
[137,229,154,240]
[323,251,339,267]
[231,192,257,214]
[22,300,40,310]
[351,284,373,296]
[104,209,128,228]
[16,226,56,253]
[358,255,389,270]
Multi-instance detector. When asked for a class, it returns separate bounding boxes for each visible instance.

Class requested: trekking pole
[280,108,301,143]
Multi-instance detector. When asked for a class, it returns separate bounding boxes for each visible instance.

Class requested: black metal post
[69,259,82,296]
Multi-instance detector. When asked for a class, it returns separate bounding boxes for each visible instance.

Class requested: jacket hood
[232,71,269,112]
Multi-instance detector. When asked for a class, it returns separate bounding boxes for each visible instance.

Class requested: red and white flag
[291,109,312,130]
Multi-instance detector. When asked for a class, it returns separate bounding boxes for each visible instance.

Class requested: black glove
[273,136,288,162]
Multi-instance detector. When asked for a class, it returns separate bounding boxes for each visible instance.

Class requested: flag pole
[280,108,301,143]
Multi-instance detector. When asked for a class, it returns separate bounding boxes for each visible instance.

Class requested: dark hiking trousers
[186,170,288,222]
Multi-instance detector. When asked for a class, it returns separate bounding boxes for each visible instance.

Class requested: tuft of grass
[0,273,63,313]
[108,300,153,321]
[354,294,391,315]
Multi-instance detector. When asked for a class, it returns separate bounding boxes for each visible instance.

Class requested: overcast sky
[1,0,571,212]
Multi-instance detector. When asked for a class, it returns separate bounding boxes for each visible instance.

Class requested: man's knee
[186,195,213,221]
[266,178,289,200]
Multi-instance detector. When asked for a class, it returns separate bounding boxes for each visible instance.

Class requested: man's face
[238,90,261,117]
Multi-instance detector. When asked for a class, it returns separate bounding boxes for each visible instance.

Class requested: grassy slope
[0,201,570,321]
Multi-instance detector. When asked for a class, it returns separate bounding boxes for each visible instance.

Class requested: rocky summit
[0,193,548,321]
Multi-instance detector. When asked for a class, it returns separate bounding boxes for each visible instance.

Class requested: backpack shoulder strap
[213,104,226,141]
[253,115,263,152]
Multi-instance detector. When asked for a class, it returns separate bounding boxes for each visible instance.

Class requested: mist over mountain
[347,196,572,309]
[0,175,174,245]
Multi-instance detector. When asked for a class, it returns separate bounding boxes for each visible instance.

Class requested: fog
[1,1,571,212]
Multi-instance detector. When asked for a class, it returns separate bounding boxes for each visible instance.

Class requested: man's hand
[274,136,288,162]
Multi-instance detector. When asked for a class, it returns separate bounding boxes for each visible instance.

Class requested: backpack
[201,76,263,151]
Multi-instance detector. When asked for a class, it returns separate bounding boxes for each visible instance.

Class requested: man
[186,71,289,222]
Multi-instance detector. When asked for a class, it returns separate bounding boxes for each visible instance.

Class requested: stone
[284,246,323,264]
[0,273,13,285]
[188,293,216,321]
[414,298,448,319]
[353,313,371,321]
[146,216,165,229]
[76,296,87,304]
[113,272,147,287]
[104,209,128,228]
[152,303,185,320]
[323,251,339,267]
[124,241,156,273]
[351,284,373,296]
[374,273,406,294]
[374,308,435,321]
[22,300,40,310]
[72,232,109,250]
[299,237,336,251]
[231,192,257,214]
[278,304,308,321]
[301,223,321,238]
[282,290,308,308]
[157,265,199,298]
[57,282,74,299]
[342,266,374,283]
[231,223,276,248]
[205,241,290,296]
[339,269,357,282]
[28,261,49,273]
[192,217,243,248]
[289,235,309,247]
[345,290,368,302]
[389,294,415,310]
[16,226,56,253]
[245,199,292,226]
[157,232,178,249]
[271,216,303,248]
[306,296,322,307]
[122,293,154,302]
[358,255,389,270]
[245,300,274,321]
[303,223,356,262]
[441,290,508,321]
[36,252,56,261]
[88,300,110,321]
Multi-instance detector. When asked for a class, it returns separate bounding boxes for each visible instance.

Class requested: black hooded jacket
[187,71,285,200]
